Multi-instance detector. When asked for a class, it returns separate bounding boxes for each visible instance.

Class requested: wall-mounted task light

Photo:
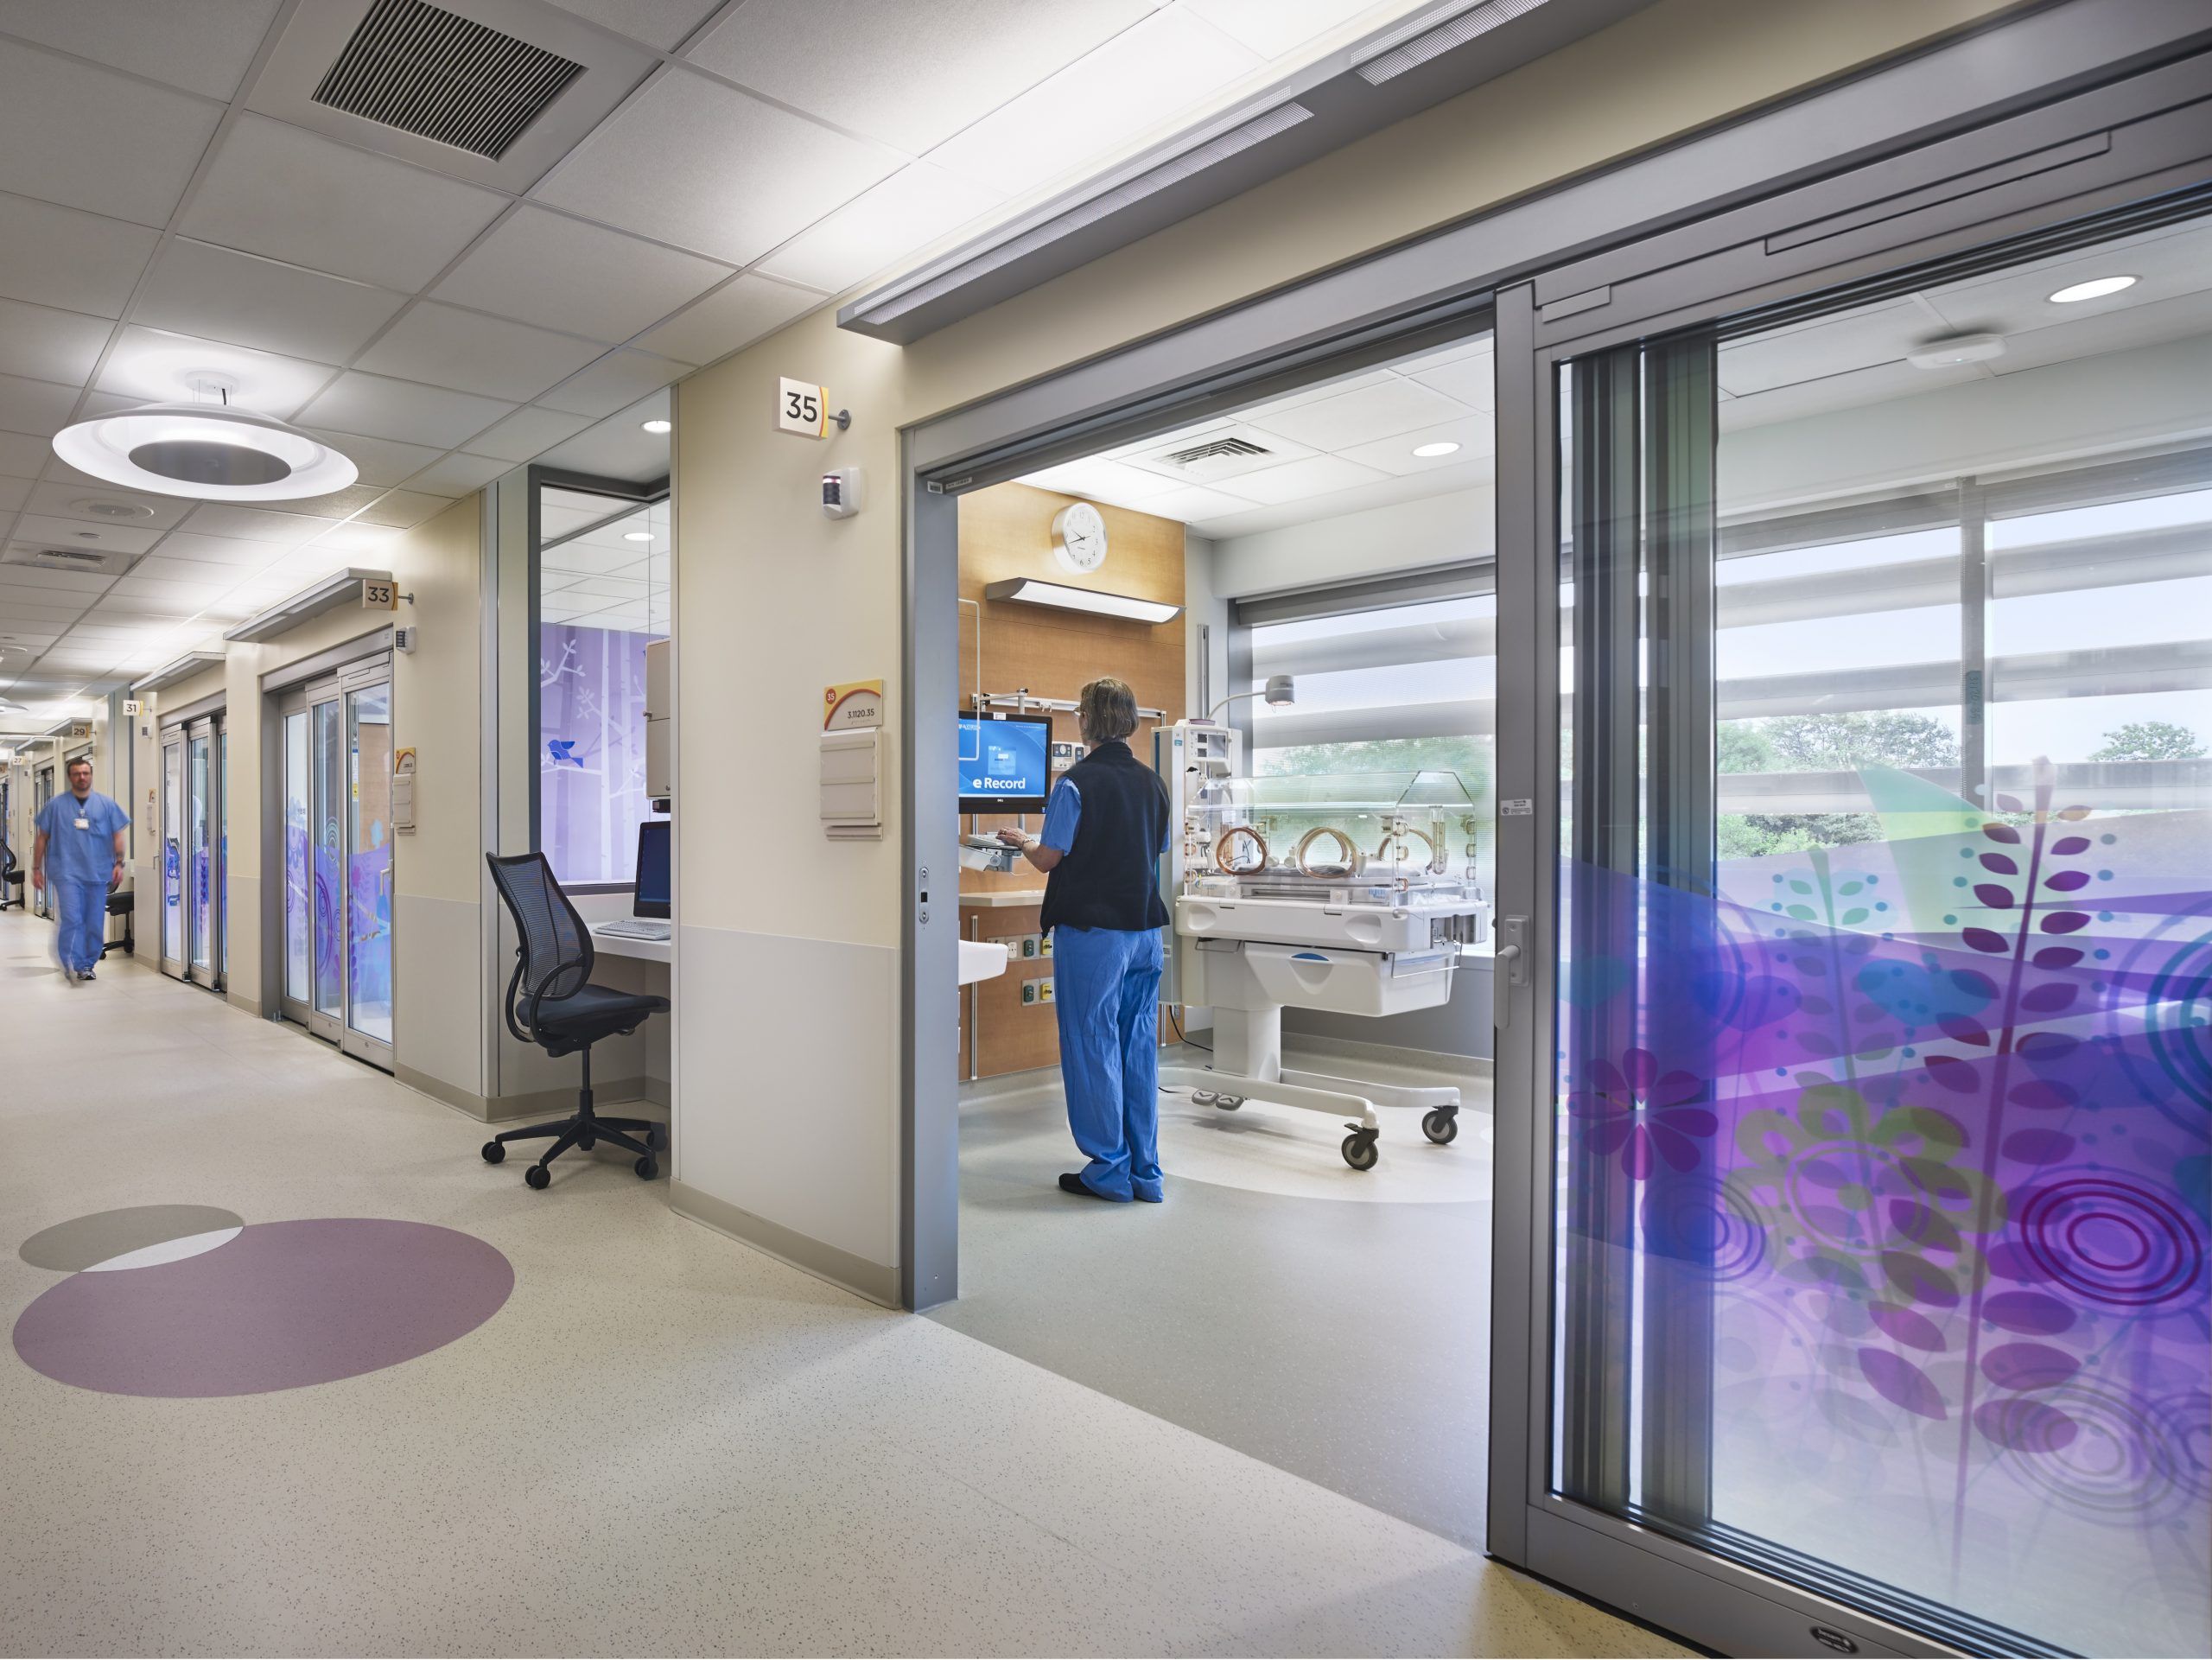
[982,577,1181,625]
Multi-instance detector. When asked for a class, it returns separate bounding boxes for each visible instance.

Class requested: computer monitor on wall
[633,819,671,919]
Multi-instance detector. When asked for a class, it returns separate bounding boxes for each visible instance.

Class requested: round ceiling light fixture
[2049,274,2136,303]
[640,418,672,435]
[51,376,356,502]
[1412,441,1461,458]
[622,530,653,542]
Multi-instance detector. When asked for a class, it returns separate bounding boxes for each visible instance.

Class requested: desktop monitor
[957,712,1052,813]
[633,818,671,919]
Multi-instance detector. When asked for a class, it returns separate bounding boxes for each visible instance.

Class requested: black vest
[1039,741,1171,934]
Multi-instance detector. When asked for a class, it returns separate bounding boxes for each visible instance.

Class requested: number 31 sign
[778,377,830,437]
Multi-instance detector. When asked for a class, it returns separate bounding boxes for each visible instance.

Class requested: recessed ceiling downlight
[2049,275,2136,303]
[1412,441,1462,458]
[640,419,671,435]
[52,402,357,501]
[623,531,652,542]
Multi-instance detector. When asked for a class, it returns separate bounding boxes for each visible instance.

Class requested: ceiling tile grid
[2,0,1430,722]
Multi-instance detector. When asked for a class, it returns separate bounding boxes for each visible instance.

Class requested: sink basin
[957,938,1010,986]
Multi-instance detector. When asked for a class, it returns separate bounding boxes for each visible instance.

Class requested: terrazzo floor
[0,911,1689,1657]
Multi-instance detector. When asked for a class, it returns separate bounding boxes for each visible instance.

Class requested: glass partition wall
[535,486,668,887]
[1511,206,2211,1656]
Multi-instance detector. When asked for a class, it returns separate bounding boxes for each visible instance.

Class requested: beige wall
[670,0,2022,1292]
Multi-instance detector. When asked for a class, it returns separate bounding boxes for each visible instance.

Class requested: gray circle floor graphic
[19,1205,248,1272]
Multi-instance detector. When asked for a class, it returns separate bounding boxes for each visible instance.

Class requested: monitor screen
[633,818,671,919]
[957,713,1052,812]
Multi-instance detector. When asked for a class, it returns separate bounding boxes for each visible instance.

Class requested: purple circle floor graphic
[14,1218,513,1397]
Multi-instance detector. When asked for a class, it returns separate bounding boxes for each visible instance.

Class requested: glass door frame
[1485,63,2212,1660]
[158,713,226,990]
[338,658,395,1069]
[278,679,340,1043]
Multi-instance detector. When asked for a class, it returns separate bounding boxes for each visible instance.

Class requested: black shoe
[1058,1172,1110,1199]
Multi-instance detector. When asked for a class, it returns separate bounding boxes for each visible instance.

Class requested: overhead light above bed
[983,577,1181,625]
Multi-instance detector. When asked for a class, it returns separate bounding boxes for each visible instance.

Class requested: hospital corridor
[0,906,1650,1657]
[3,2,2209,1657]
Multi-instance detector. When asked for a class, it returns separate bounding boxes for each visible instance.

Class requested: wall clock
[1051,501,1109,573]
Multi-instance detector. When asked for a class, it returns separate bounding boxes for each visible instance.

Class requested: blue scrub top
[1037,777,1171,858]
[35,789,127,883]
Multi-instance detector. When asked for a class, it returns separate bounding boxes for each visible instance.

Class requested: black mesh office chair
[0,839,22,912]
[484,851,669,1189]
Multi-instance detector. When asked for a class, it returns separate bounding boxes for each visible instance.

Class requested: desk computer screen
[633,819,671,919]
[957,713,1052,812]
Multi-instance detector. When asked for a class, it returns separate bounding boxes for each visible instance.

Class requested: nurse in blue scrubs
[33,755,128,983]
[999,677,1173,1203]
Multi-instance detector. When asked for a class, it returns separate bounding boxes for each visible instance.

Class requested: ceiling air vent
[313,0,585,161]
[1163,436,1272,467]
[3,544,138,578]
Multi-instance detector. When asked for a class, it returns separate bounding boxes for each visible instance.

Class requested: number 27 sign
[778,377,830,437]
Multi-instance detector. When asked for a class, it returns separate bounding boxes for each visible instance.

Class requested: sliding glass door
[277,658,395,1067]
[1495,200,2211,1656]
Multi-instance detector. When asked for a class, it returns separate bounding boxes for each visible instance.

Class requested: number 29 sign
[778,377,830,438]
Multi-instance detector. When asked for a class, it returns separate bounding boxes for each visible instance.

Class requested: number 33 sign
[778,378,849,438]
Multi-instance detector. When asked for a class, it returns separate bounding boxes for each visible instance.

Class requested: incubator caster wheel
[524,1164,550,1191]
[480,1141,505,1164]
[634,1155,659,1180]
[1341,1128,1380,1172]
[1421,1107,1459,1145]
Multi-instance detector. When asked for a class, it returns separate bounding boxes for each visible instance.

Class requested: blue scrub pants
[56,878,107,975]
[1052,925,1166,1202]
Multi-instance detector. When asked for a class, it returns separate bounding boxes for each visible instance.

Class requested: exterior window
[1245,588,1497,942]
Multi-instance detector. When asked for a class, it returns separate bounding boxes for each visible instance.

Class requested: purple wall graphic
[539,622,661,886]
[1559,760,2209,1653]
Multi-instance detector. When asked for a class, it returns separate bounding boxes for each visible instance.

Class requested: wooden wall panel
[956,481,1185,1078]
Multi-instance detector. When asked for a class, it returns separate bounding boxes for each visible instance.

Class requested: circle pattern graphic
[2014,1177,2203,1308]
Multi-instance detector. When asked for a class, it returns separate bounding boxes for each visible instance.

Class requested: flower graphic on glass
[1566,1048,1716,1178]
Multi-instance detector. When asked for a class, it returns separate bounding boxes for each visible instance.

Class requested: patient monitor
[1154,720,1490,1170]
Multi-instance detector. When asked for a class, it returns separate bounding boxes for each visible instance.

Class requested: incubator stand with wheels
[1154,721,1490,1169]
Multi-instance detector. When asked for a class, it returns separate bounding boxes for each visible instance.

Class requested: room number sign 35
[778,377,830,437]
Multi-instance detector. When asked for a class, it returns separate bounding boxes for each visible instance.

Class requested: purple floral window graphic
[1559,760,2210,1650]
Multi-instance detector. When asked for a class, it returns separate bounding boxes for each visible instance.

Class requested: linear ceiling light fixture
[866,101,1313,328]
[1356,0,1550,85]
[53,377,357,502]
[983,577,1181,625]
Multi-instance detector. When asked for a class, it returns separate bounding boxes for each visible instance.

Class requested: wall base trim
[398,1065,670,1123]
[670,1180,899,1309]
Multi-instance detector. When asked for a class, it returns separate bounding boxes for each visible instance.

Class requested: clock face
[1052,501,1109,573]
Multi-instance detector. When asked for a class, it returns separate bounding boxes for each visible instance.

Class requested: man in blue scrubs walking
[1000,677,1173,1203]
[34,755,127,983]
